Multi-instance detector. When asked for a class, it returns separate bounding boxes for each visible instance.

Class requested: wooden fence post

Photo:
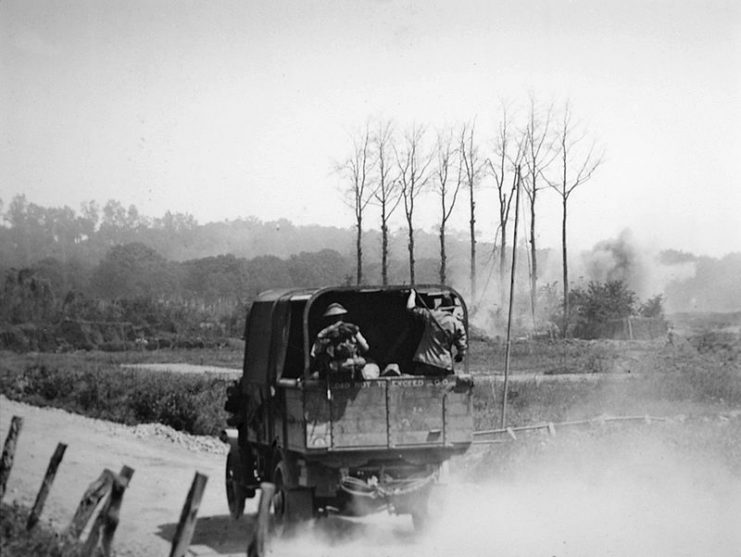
[169,472,209,557]
[26,442,67,530]
[0,415,23,503]
[66,469,114,540]
[82,465,134,557]
[247,482,275,557]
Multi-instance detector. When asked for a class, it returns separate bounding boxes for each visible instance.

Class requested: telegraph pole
[501,165,521,428]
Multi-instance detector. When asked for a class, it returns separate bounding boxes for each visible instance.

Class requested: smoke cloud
[581,229,648,295]
[271,425,741,557]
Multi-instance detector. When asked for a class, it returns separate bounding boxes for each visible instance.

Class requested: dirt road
[0,396,253,556]
[0,397,426,557]
[4,396,741,557]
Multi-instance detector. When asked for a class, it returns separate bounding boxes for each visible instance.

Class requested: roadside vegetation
[0,502,82,557]
[0,350,230,436]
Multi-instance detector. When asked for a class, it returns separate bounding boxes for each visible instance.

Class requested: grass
[0,503,82,557]
[477,347,740,427]
[467,337,669,375]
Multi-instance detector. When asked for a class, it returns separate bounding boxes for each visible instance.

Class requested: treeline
[0,228,463,351]
[0,194,355,267]
[0,243,353,348]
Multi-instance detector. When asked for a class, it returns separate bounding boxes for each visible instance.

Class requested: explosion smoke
[581,229,648,296]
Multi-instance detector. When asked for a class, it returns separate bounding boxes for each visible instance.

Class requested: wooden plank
[0,415,23,503]
[99,466,134,556]
[330,382,388,449]
[66,469,114,540]
[285,389,307,451]
[303,389,331,450]
[26,442,67,530]
[82,465,134,557]
[388,382,444,447]
[247,482,275,557]
[444,391,474,444]
[169,472,209,557]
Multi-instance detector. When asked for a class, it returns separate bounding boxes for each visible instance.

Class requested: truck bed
[284,376,473,453]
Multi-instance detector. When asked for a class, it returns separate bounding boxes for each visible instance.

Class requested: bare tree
[434,128,464,285]
[522,96,557,321]
[339,124,374,285]
[396,124,432,285]
[370,120,401,286]
[548,102,604,336]
[487,103,524,307]
[460,121,484,302]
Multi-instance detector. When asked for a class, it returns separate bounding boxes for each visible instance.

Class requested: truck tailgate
[295,378,471,451]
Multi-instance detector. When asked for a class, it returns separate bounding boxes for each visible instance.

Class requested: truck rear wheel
[270,461,314,536]
[226,452,246,519]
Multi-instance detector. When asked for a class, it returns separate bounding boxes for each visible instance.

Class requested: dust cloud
[272,427,741,557]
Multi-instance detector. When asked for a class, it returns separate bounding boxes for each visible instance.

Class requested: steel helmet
[322,303,348,317]
[438,294,456,309]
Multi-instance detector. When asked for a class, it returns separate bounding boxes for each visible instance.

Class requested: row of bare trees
[337,98,603,332]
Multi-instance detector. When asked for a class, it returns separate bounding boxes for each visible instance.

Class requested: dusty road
[0,396,424,557]
[4,396,741,557]
[0,396,254,556]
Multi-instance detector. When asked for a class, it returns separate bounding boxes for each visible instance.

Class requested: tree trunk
[381,220,389,286]
[355,218,363,285]
[439,223,447,285]
[469,196,476,300]
[529,191,537,323]
[499,224,507,309]
[562,196,569,338]
[408,223,416,285]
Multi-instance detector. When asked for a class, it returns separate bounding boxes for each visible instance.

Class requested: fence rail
[473,414,670,443]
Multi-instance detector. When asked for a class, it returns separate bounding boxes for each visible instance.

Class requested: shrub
[0,356,230,436]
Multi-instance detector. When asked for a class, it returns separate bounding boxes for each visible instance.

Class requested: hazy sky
[2,0,740,256]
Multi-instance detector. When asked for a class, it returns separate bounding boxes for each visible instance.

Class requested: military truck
[222,285,474,530]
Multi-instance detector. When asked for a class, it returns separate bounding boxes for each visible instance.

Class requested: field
[1,328,739,436]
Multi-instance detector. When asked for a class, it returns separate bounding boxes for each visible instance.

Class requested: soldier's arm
[454,318,468,358]
[310,330,329,357]
[406,289,428,321]
[355,331,370,353]
[406,289,417,310]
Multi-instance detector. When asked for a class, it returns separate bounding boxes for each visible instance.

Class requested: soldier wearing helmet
[311,303,369,377]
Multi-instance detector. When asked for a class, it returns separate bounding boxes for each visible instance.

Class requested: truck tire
[270,460,314,535]
[226,452,247,519]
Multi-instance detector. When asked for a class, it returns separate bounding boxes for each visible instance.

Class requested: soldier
[311,303,369,377]
[406,289,467,376]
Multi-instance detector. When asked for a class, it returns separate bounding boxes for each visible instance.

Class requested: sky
[1,0,740,257]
